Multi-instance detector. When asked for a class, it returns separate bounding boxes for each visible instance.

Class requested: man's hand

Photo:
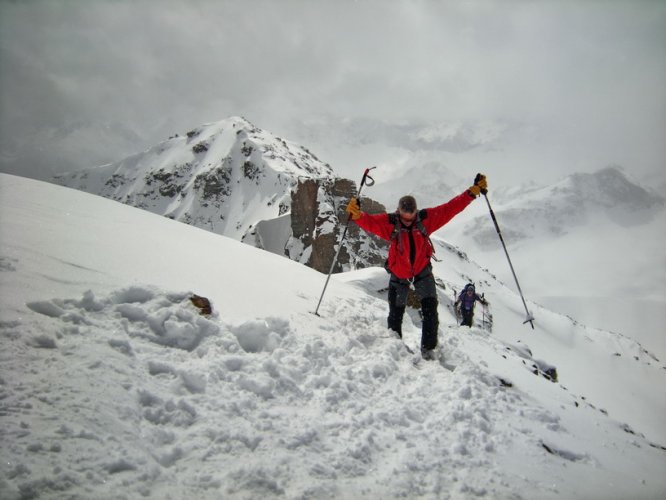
[346,198,362,220]
[468,173,488,197]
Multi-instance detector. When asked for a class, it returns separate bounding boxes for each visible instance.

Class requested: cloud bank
[0,1,664,184]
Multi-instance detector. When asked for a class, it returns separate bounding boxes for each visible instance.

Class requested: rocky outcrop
[288,178,388,273]
[290,179,320,250]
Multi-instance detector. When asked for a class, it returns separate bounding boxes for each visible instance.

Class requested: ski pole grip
[361,166,376,187]
[475,173,488,195]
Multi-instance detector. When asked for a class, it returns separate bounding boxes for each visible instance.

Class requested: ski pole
[478,175,535,329]
[314,167,376,316]
[482,293,486,331]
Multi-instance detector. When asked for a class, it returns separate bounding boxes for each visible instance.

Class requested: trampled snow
[1,174,665,499]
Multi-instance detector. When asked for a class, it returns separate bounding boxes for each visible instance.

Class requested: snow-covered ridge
[53,116,387,273]
[1,174,665,499]
[53,116,334,241]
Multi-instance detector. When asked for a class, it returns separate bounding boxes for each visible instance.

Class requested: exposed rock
[289,178,388,274]
[290,179,319,249]
[190,295,212,316]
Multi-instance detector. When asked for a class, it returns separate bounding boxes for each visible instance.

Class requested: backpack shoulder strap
[415,209,435,253]
[415,209,429,237]
[387,212,400,241]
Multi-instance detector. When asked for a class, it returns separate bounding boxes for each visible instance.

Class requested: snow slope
[1,174,665,499]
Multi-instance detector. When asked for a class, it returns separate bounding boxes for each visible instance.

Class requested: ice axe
[314,167,376,316]
[478,174,535,329]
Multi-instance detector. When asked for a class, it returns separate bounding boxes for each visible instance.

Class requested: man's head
[398,195,417,225]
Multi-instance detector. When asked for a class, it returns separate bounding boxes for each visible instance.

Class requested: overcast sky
[1,0,664,186]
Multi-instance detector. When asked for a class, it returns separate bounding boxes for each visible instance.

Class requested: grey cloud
[0,0,664,183]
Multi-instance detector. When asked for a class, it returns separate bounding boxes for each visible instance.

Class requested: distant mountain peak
[456,165,665,249]
[54,117,386,273]
[560,165,664,211]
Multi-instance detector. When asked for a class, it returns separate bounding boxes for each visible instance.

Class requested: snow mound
[2,284,521,498]
[27,287,218,351]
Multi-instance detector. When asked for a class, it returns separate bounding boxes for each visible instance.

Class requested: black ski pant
[387,265,439,351]
[461,309,474,327]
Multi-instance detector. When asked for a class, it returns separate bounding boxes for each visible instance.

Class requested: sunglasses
[399,209,416,222]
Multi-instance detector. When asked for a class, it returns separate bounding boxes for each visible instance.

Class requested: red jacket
[355,190,474,279]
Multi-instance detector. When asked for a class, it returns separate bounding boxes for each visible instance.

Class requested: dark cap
[398,195,417,213]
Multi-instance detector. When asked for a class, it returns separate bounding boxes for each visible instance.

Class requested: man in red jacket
[345,174,487,359]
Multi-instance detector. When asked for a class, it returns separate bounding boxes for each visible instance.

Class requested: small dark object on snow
[190,294,212,316]
[498,377,513,388]
[542,443,554,454]
[541,365,558,383]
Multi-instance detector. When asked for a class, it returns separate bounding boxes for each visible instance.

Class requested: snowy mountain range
[456,166,665,250]
[53,116,388,273]
[1,173,665,499]
[53,117,663,284]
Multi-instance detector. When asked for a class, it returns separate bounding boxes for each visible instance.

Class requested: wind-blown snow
[1,174,665,499]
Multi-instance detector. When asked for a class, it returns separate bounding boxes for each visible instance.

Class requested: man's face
[398,196,417,225]
[399,208,416,226]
